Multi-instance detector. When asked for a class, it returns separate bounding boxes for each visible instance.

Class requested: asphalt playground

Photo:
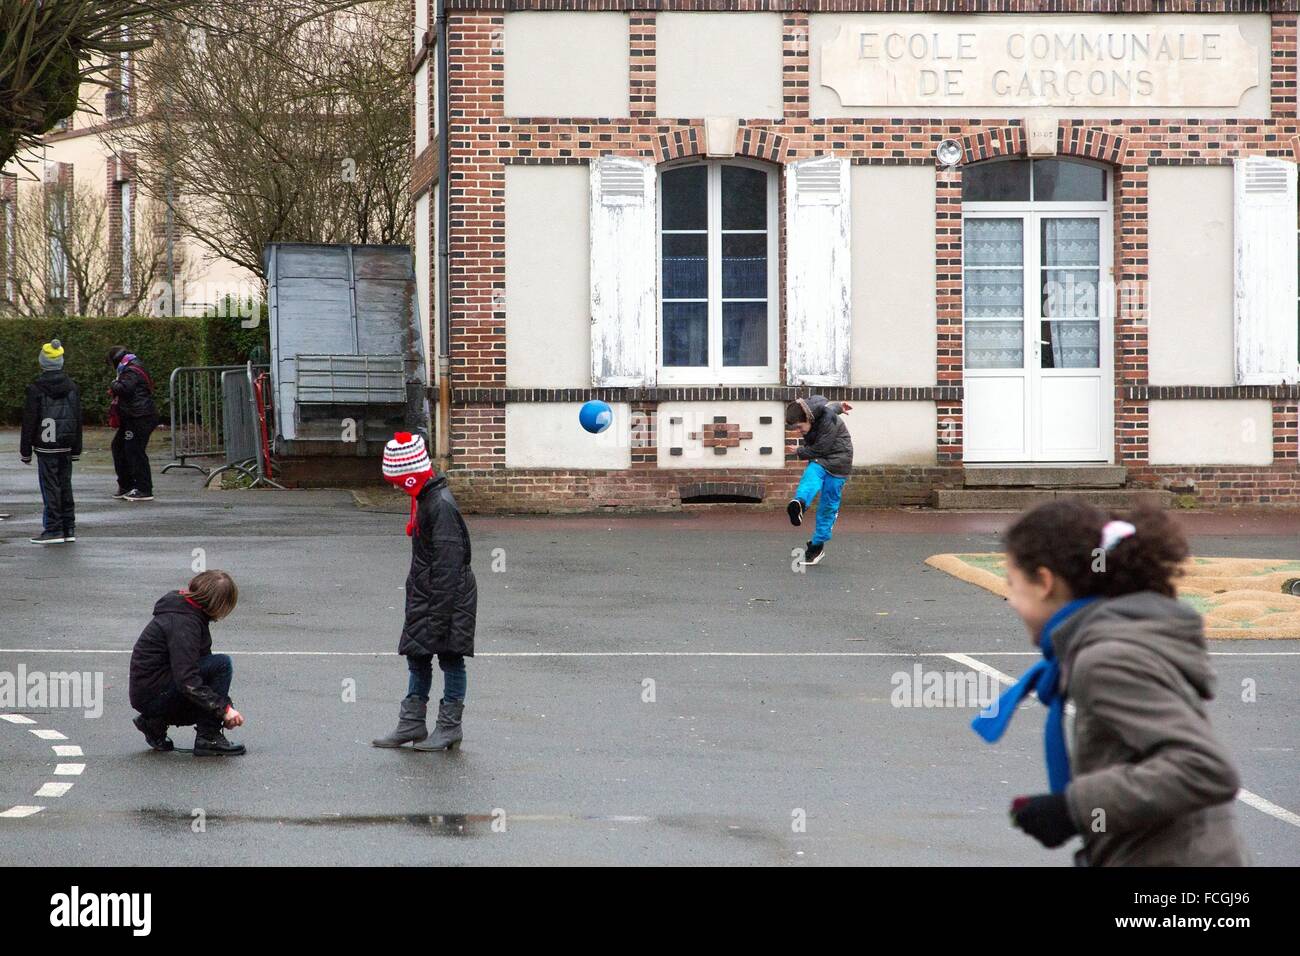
[1,429,1297,865]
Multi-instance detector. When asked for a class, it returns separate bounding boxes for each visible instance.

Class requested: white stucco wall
[656,402,785,469]
[851,165,936,386]
[505,164,590,388]
[656,13,784,119]
[1148,400,1274,465]
[849,402,938,465]
[1148,166,1235,386]
[503,12,630,118]
[505,402,632,469]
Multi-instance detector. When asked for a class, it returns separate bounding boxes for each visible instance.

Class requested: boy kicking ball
[785,396,853,566]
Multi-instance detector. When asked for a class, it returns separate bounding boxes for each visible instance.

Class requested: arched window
[658,159,777,383]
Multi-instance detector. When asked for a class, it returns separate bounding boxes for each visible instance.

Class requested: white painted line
[1236,790,1300,828]
[0,713,36,724]
[0,806,44,818]
[34,782,73,798]
[0,647,1295,658]
[944,653,1300,831]
[51,745,82,757]
[29,729,67,740]
[53,763,84,776]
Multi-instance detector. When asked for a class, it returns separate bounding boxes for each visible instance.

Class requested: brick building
[411,2,1300,512]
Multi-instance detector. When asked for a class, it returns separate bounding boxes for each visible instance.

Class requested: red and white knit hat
[382,432,433,492]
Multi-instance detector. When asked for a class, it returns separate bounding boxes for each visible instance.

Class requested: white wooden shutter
[590,156,657,387]
[785,156,851,386]
[1234,156,1299,385]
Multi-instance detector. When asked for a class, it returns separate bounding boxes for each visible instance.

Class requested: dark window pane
[722,301,767,366]
[721,165,767,230]
[1033,160,1106,202]
[661,233,707,299]
[663,302,708,366]
[722,233,766,298]
[962,160,1030,202]
[661,165,707,230]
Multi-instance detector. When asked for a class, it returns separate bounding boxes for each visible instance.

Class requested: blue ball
[579,400,613,434]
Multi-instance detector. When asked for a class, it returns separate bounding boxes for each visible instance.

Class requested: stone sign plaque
[820,17,1260,109]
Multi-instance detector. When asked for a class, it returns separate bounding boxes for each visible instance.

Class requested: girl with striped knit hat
[372,432,478,751]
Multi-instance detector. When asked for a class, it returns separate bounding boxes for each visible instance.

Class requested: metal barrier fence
[162,365,268,476]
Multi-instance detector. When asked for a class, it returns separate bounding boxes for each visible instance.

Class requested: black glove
[1010,793,1077,848]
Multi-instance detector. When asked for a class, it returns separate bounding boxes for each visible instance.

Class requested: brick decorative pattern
[106,152,135,308]
[453,385,962,403]
[0,174,16,305]
[690,420,754,451]
[429,6,1300,510]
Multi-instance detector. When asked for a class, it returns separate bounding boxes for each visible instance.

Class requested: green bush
[0,314,271,425]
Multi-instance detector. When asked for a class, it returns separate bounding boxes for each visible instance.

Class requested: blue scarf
[971,597,1099,794]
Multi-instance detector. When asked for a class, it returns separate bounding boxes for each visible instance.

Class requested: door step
[963,465,1127,488]
[933,487,1173,511]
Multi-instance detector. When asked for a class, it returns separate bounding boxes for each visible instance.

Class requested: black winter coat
[109,360,158,421]
[20,371,82,459]
[128,591,230,718]
[797,394,854,478]
[399,475,477,657]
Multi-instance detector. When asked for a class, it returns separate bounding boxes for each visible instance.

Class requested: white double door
[963,204,1114,463]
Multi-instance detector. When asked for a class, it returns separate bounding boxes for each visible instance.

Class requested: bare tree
[111,0,413,282]
[0,0,201,169]
[2,178,172,317]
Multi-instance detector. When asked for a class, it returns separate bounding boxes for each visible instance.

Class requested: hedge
[0,313,270,425]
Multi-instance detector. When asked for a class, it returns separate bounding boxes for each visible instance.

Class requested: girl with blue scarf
[972,499,1246,866]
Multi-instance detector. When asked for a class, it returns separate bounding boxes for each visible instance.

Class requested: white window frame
[120,180,133,296]
[657,158,779,385]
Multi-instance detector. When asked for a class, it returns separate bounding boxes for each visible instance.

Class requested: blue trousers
[794,461,847,546]
[407,654,467,703]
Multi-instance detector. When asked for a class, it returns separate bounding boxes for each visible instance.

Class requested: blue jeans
[138,653,232,734]
[794,461,847,546]
[407,654,467,703]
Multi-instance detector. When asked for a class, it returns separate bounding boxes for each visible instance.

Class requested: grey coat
[1055,593,1247,867]
[797,395,854,478]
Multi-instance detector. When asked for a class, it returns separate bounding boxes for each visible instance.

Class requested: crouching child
[129,570,246,756]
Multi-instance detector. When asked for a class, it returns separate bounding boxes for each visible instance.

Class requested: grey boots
[372,695,428,747]
[413,698,464,751]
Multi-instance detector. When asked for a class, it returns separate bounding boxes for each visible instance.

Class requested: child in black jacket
[129,570,246,756]
[20,340,83,545]
[784,395,854,566]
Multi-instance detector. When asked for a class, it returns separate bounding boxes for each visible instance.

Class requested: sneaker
[133,715,174,752]
[123,489,155,502]
[30,530,66,545]
[800,541,825,566]
[787,498,804,527]
[112,488,130,499]
[194,731,246,757]
[64,530,76,543]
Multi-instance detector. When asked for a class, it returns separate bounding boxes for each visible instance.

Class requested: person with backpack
[106,345,159,502]
[19,340,83,545]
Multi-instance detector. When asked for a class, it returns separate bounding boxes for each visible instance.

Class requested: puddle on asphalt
[133,806,652,836]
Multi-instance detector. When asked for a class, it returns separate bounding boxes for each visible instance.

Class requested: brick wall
[431,3,1300,511]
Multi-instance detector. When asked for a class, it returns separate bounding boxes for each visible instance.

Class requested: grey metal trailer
[265,243,429,455]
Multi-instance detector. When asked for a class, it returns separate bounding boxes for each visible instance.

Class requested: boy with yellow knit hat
[20,340,83,544]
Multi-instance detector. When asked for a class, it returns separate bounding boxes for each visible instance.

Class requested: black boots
[372,695,428,748]
[194,730,246,756]
[413,699,463,751]
[133,714,174,752]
